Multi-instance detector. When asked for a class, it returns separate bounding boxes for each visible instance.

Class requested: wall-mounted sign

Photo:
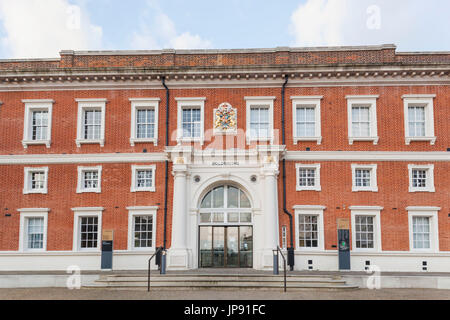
[211,161,240,167]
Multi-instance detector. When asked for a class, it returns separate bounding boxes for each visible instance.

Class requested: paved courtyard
[0,287,449,300]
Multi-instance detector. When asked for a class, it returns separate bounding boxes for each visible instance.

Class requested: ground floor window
[133,215,153,248]
[72,208,103,251]
[298,215,319,248]
[127,207,157,251]
[80,216,99,249]
[354,216,374,249]
[18,209,49,252]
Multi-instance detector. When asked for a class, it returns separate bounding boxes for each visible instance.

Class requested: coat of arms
[214,103,237,135]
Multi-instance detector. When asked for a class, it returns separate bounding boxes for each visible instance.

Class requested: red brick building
[0,44,449,272]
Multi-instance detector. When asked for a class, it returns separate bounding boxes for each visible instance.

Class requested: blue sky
[0,0,449,59]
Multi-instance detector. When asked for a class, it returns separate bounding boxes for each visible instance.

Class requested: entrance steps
[84,272,359,291]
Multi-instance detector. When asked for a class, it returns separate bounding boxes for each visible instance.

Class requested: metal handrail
[276,246,287,292]
[148,247,164,292]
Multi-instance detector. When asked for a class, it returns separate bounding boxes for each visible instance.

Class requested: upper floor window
[131,165,156,192]
[291,96,322,145]
[408,164,435,192]
[346,95,379,145]
[77,166,102,193]
[245,97,275,144]
[402,94,436,145]
[176,98,205,144]
[22,100,54,149]
[130,98,159,146]
[23,167,48,194]
[295,163,321,191]
[351,164,378,192]
[76,99,107,147]
[18,208,49,252]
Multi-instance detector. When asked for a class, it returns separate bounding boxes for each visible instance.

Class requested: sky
[0,0,449,59]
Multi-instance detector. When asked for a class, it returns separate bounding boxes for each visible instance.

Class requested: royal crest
[214,103,237,134]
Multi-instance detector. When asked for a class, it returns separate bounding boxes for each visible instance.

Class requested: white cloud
[0,0,102,58]
[289,0,450,51]
[131,2,211,50]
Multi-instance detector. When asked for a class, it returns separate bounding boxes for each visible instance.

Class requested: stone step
[99,276,343,283]
[85,282,358,290]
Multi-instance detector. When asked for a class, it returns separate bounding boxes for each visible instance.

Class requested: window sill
[22,140,51,149]
[130,188,156,193]
[76,189,102,194]
[23,190,48,195]
[405,137,436,145]
[349,137,379,145]
[76,139,105,147]
[296,187,322,192]
[352,187,379,192]
[130,138,158,146]
[177,137,204,145]
[293,136,322,145]
[409,188,435,193]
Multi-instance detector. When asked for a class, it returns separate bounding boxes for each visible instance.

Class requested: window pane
[201,191,212,208]
[212,187,224,208]
[227,187,239,208]
[239,190,251,208]
[27,217,44,249]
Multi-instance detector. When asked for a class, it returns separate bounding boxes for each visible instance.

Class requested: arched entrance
[198,185,253,268]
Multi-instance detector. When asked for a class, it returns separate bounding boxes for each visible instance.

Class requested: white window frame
[291,96,323,145]
[130,98,160,146]
[131,165,156,192]
[351,164,378,192]
[346,95,379,145]
[408,164,435,192]
[18,208,49,252]
[22,99,54,149]
[76,98,107,147]
[295,163,321,191]
[72,207,103,252]
[350,206,383,252]
[127,206,158,251]
[77,166,102,194]
[407,207,440,253]
[245,96,275,144]
[176,97,205,145]
[293,205,326,251]
[23,167,49,194]
[402,94,436,145]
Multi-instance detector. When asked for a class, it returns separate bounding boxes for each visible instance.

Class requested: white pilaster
[260,157,280,268]
[168,162,189,269]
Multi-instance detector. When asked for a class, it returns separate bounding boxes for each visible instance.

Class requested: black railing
[274,246,287,292]
[148,247,164,292]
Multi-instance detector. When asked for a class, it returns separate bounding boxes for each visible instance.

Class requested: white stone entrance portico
[166,146,284,270]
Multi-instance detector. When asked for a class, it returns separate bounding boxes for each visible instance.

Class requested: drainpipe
[281,75,295,271]
[162,77,169,251]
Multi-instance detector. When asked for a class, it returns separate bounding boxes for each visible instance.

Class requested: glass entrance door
[199,226,253,268]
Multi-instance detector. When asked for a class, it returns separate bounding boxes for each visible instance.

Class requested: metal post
[160,250,167,275]
[273,250,279,275]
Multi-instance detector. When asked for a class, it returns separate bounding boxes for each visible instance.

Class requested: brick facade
[0,45,448,272]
